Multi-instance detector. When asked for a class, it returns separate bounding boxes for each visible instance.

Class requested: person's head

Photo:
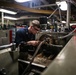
[29,20,40,34]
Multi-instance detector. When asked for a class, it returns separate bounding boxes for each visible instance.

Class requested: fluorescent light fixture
[0,8,17,14]
[4,16,18,20]
[70,23,76,26]
[56,1,67,11]
[61,21,66,23]
[15,0,31,3]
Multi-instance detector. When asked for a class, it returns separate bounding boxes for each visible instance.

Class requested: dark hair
[32,20,40,28]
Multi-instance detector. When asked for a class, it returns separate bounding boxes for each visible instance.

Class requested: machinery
[17,15,70,75]
[0,31,73,75]
[0,17,73,75]
[0,43,18,75]
[18,31,70,75]
[41,35,76,75]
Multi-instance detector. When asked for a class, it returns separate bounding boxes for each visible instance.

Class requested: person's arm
[26,40,40,46]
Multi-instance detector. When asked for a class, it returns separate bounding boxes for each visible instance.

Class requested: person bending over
[15,20,40,48]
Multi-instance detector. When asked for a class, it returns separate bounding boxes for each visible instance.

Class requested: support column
[1,12,4,27]
[66,1,71,29]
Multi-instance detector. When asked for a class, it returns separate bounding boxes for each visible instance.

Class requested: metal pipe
[48,7,59,19]
[66,1,71,29]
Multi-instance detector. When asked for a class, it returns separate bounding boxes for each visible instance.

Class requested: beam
[0,1,58,15]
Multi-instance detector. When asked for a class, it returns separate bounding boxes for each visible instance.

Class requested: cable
[20,37,63,75]
[58,28,76,39]
[21,40,45,75]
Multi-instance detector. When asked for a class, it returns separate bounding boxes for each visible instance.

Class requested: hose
[21,40,45,75]
[58,28,76,39]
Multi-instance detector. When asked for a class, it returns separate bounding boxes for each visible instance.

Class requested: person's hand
[27,40,40,46]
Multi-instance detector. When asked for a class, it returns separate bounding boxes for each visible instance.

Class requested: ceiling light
[70,23,76,26]
[0,8,17,14]
[61,21,66,23]
[4,16,18,20]
[15,0,31,3]
[56,1,67,11]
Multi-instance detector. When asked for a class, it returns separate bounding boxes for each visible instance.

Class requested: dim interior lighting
[15,0,31,3]
[56,1,67,11]
[0,8,17,14]
[4,16,18,20]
